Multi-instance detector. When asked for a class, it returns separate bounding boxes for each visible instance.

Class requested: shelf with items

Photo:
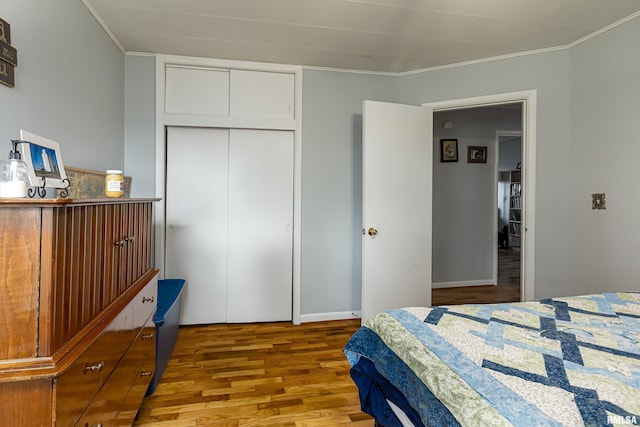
[509,170,522,248]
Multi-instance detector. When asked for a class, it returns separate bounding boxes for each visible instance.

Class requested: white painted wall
[1,1,124,173]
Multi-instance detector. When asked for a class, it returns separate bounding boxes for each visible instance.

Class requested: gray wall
[300,70,398,315]
[432,108,521,285]
[1,1,124,172]
[124,55,156,197]
[568,17,640,294]
[398,50,573,300]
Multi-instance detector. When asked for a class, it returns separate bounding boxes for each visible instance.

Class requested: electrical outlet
[592,193,606,210]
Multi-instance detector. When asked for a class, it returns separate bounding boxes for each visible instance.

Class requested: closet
[162,63,297,324]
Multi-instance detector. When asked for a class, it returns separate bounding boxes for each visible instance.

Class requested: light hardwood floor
[134,320,373,426]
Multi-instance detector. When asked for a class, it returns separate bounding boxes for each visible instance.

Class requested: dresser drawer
[56,280,157,426]
[56,329,135,426]
[77,316,156,427]
[112,319,156,426]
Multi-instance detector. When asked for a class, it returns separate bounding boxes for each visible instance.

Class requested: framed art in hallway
[467,146,487,163]
[440,139,458,162]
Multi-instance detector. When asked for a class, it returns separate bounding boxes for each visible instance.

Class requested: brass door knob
[367,227,378,236]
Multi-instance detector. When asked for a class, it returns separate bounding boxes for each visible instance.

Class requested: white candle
[0,181,28,198]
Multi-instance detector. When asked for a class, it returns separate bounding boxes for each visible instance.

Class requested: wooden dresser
[0,198,160,426]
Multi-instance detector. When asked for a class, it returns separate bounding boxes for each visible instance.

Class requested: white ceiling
[83,0,640,73]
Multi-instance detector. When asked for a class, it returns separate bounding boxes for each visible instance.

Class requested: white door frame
[495,130,523,289]
[423,90,536,301]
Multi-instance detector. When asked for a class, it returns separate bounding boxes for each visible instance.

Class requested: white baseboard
[432,279,495,289]
[300,311,362,323]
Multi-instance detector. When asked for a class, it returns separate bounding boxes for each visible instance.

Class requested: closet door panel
[227,129,294,322]
[166,127,229,324]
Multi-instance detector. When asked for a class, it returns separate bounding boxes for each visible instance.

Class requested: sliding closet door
[226,129,294,322]
[166,127,229,325]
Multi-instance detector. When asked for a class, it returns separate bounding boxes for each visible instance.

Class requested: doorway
[497,131,522,301]
[424,91,536,305]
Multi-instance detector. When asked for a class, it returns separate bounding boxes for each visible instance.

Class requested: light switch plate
[592,193,606,210]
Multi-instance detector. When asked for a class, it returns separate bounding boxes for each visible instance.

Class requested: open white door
[362,100,433,322]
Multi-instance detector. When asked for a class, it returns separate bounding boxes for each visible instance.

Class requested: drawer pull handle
[84,361,105,374]
[91,423,103,427]
[115,236,135,246]
[142,296,155,303]
[141,333,154,340]
[140,370,153,377]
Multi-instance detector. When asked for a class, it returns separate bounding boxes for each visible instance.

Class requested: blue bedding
[344,293,640,426]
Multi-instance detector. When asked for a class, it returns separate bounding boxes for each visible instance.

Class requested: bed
[344,292,640,427]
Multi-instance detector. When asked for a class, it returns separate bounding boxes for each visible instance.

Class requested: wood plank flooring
[134,320,373,426]
[135,249,520,426]
[432,248,521,306]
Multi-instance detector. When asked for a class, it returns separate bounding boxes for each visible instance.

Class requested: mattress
[344,292,640,427]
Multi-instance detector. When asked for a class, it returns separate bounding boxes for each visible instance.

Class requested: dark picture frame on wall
[467,146,487,163]
[440,139,458,162]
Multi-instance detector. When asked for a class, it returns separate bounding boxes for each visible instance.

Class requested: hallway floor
[432,248,521,306]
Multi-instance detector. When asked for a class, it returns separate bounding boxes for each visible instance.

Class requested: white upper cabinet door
[165,66,230,116]
[229,70,295,119]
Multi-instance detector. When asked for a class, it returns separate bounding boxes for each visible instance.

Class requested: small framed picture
[440,139,458,162]
[18,129,68,189]
[467,146,487,163]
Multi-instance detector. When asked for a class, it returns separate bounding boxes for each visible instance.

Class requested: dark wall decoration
[0,17,17,88]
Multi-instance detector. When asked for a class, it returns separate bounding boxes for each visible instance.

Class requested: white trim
[300,311,362,323]
[432,280,496,289]
[157,54,302,74]
[82,0,125,53]
[399,46,567,76]
[161,114,297,130]
[495,130,523,288]
[567,11,640,48]
[154,54,303,324]
[424,90,536,302]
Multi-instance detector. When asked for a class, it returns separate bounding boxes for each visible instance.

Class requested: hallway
[432,248,520,305]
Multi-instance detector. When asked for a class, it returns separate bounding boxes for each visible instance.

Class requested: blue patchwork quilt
[344,293,640,427]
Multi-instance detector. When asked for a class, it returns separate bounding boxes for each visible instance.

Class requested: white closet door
[226,129,294,322]
[166,127,229,325]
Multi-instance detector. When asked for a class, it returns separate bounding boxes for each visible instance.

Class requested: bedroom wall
[0,1,124,172]
[124,54,156,198]
[300,70,398,319]
[567,16,640,294]
[398,50,572,300]
[432,107,521,287]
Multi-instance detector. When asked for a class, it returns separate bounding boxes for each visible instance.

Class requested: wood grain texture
[0,379,52,426]
[135,320,374,427]
[0,208,40,359]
